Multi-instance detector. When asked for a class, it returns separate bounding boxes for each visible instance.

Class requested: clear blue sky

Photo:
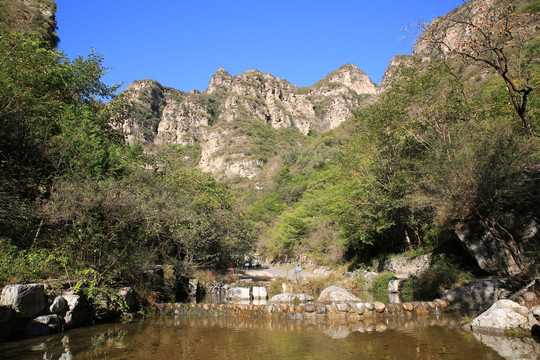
[55,0,462,93]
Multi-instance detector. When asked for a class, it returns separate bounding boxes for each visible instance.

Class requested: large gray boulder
[442,279,509,311]
[470,300,532,332]
[317,286,362,303]
[0,284,45,318]
[269,293,314,303]
[376,253,433,278]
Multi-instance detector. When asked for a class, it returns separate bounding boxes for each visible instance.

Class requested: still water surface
[2,313,538,360]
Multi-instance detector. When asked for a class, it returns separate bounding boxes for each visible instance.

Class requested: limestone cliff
[118,64,377,179]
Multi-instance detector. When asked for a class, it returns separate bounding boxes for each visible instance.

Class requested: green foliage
[0,31,125,248]
[40,156,253,283]
[406,256,472,300]
[522,0,540,13]
[371,272,397,294]
[0,238,65,286]
[340,55,539,265]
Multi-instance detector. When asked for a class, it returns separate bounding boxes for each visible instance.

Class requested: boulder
[317,286,362,303]
[49,296,68,314]
[373,302,386,313]
[470,300,531,332]
[0,284,45,318]
[269,293,314,303]
[442,279,509,311]
[62,292,90,328]
[455,216,539,276]
[226,287,251,301]
[252,286,268,300]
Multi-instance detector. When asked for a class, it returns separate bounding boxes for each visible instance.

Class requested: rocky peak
[206,67,233,94]
[125,79,167,110]
[313,64,378,96]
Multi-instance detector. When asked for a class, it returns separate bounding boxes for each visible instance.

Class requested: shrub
[0,238,65,286]
[371,272,397,294]
[408,256,472,300]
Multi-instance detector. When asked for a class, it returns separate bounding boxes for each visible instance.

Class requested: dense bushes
[0,31,253,287]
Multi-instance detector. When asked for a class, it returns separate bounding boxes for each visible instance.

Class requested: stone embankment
[163,298,451,321]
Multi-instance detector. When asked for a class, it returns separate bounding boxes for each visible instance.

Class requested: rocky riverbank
[0,284,139,342]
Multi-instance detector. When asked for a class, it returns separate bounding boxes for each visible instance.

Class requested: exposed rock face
[376,253,433,278]
[413,0,539,58]
[117,64,377,179]
[1,0,59,48]
[455,213,539,276]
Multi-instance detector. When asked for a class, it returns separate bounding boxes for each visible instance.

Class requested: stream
[1,312,538,359]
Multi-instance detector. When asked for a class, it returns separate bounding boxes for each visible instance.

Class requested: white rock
[471,300,530,332]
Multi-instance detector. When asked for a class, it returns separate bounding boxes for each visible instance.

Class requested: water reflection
[473,332,540,360]
[1,314,538,359]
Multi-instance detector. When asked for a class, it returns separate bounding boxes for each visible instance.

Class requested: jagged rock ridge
[118,64,377,179]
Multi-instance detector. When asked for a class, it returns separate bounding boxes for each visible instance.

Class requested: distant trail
[241,266,322,282]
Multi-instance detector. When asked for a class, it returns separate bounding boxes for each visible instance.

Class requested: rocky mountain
[117,64,377,179]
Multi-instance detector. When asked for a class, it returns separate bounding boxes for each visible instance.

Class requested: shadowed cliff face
[118,64,377,179]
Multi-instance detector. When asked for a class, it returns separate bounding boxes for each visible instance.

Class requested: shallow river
[1,313,538,360]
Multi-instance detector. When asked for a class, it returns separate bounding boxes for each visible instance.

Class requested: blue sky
[55,0,462,93]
